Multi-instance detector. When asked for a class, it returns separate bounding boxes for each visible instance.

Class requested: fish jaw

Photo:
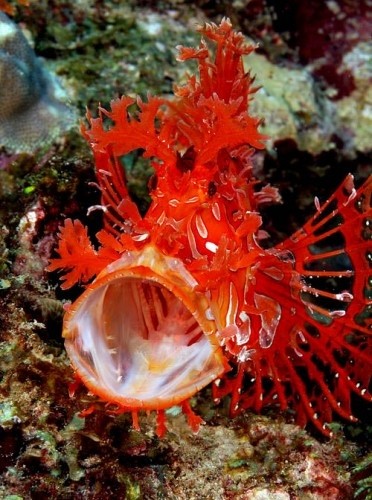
[62,244,227,411]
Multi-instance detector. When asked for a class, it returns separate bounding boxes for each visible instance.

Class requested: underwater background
[0,0,371,498]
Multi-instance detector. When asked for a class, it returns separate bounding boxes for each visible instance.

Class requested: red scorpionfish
[49,19,372,437]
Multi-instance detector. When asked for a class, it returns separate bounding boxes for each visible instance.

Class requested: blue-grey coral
[0,12,75,152]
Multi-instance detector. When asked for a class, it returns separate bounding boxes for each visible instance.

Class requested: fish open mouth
[63,246,226,410]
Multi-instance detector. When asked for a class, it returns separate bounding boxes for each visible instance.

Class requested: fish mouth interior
[65,276,224,409]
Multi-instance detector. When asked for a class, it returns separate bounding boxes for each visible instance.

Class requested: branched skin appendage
[49,18,372,437]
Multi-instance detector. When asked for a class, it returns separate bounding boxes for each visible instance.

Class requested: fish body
[49,19,372,437]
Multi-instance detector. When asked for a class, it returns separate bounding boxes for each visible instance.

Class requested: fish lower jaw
[63,247,226,412]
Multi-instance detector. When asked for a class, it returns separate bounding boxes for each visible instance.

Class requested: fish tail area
[214,174,371,435]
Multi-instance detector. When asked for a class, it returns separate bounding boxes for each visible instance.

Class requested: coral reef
[0,1,370,498]
[247,41,372,157]
[194,0,372,158]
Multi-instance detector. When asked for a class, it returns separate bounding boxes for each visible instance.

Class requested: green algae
[0,401,21,427]
[35,8,199,113]
[118,474,141,500]
[353,452,372,500]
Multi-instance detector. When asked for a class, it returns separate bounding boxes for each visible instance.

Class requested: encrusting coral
[0,12,75,152]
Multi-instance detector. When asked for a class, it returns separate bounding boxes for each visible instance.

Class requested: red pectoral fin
[221,175,371,435]
[284,174,371,333]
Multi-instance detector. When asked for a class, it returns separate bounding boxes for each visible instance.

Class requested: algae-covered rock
[336,41,372,156]
[247,52,336,155]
